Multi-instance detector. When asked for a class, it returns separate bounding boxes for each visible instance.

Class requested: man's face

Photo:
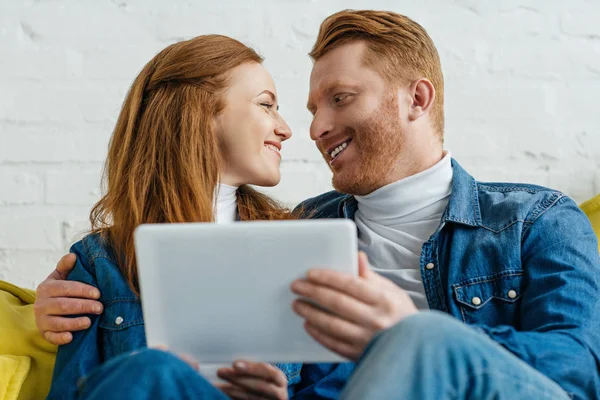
[307,41,408,195]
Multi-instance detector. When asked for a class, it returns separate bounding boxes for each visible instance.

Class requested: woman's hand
[216,361,288,400]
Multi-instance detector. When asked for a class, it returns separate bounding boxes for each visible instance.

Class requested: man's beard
[328,95,405,196]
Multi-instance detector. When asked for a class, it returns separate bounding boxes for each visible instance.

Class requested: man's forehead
[309,43,371,86]
[310,68,354,91]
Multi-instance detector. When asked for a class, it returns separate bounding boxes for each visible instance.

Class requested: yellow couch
[581,194,600,252]
[0,281,56,400]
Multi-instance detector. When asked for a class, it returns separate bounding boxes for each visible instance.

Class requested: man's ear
[408,78,435,122]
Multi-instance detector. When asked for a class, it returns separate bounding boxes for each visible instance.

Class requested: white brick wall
[1,0,599,288]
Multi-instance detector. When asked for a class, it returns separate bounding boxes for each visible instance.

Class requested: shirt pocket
[453,272,524,327]
[99,298,147,361]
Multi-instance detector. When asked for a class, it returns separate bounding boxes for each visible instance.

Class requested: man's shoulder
[295,190,352,219]
[474,181,571,228]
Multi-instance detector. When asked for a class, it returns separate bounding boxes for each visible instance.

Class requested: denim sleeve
[475,196,600,399]
[46,242,103,400]
[289,362,355,399]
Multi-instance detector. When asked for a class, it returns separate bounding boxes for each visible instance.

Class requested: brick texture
[1,0,599,287]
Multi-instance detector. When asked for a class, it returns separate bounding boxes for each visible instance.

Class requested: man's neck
[377,145,445,191]
[355,151,452,221]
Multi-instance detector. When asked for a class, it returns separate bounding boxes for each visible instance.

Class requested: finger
[232,361,287,387]
[218,370,283,398]
[42,316,92,333]
[292,300,371,345]
[220,386,253,400]
[43,331,73,346]
[305,322,361,361]
[216,383,252,400]
[43,297,103,316]
[41,280,101,300]
[293,270,382,306]
[357,251,370,279]
[358,255,401,291]
[291,282,376,327]
[47,254,77,281]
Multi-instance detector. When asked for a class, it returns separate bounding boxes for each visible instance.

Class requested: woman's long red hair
[90,35,297,295]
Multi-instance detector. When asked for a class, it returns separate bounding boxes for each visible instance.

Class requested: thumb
[47,253,77,281]
[357,251,372,279]
[357,252,398,289]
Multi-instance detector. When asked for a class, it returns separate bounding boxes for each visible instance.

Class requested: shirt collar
[338,158,482,227]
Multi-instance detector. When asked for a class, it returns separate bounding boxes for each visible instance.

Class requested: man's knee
[387,311,469,337]
[378,311,481,356]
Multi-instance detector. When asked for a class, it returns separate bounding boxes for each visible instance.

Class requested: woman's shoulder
[68,233,120,281]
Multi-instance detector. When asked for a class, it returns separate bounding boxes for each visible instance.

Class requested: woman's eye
[261,103,274,109]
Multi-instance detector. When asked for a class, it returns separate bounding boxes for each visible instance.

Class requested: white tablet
[134,220,358,364]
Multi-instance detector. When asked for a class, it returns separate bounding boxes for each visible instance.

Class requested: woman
[46,34,325,400]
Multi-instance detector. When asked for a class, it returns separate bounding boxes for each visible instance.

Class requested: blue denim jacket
[294,159,600,400]
[48,159,600,400]
[47,241,350,398]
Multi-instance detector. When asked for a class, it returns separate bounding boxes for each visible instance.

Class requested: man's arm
[474,196,600,398]
[34,253,103,345]
[46,245,103,400]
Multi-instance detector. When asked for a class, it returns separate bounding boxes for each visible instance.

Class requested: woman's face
[215,62,292,187]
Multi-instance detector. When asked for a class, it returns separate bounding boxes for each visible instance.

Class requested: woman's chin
[252,173,281,188]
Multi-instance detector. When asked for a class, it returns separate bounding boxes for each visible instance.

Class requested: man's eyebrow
[307,82,358,114]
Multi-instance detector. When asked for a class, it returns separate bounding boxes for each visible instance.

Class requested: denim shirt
[48,159,600,400]
[294,159,600,400]
[47,239,350,399]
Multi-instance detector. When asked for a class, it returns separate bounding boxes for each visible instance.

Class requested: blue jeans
[77,312,569,400]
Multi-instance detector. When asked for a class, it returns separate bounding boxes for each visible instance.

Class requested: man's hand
[291,251,418,361]
[34,254,103,345]
[216,361,288,400]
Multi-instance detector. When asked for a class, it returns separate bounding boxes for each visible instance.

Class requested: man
[34,10,599,399]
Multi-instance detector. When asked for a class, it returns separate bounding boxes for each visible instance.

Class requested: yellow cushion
[0,356,31,400]
[0,281,57,400]
[581,194,600,252]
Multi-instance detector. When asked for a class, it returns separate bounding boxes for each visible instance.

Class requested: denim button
[507,290,517,299]
[425,263,435,270]
[471,297,482,306]
[115,316,124,325]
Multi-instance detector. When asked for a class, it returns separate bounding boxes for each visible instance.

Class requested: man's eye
[333,94,350,104]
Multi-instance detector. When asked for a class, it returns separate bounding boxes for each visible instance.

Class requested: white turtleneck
[202,183,239,382]
[354,152,453,310]
[214,183,238,223]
